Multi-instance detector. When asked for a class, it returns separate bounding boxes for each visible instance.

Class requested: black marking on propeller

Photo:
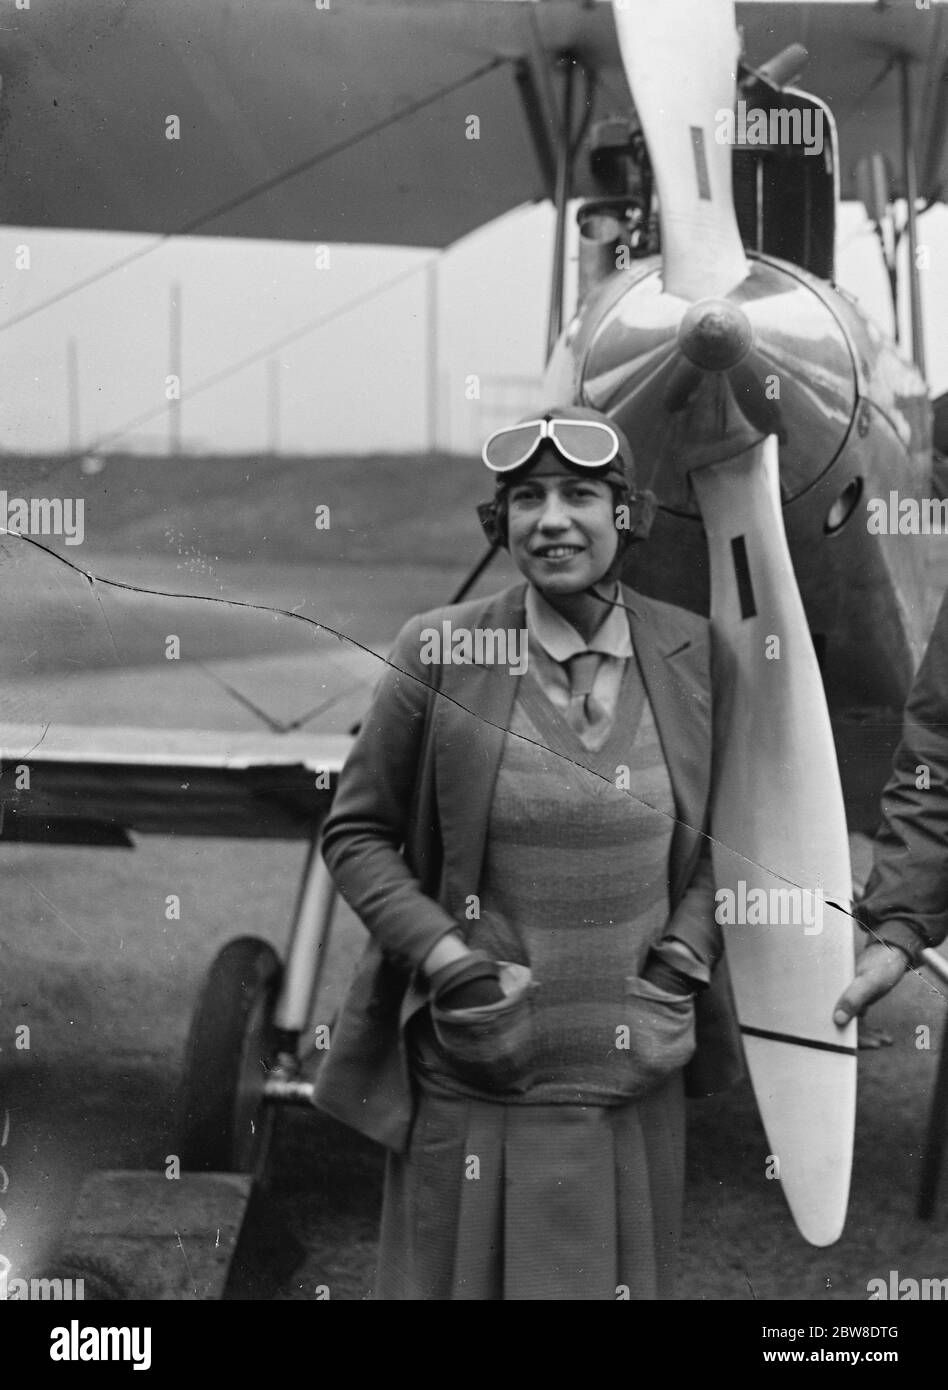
[740,1025,857,1058]
[731,535,757,619]
[690,127,711,200]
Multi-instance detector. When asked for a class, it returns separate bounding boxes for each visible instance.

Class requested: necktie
[565,651,603,735]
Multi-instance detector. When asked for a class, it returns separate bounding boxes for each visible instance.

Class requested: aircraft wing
[0,0,620,247]
[0,531,376,843]
[0,724,352,843]
[737,1,948,205]
[1,0,946,250]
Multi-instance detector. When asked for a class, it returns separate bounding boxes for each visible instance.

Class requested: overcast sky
[1,197,946,458]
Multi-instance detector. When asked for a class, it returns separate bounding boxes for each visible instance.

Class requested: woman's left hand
[642,939,705,996]
[641,958,694,996]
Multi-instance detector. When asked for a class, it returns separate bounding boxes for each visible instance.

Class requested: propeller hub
[677,298,753,371]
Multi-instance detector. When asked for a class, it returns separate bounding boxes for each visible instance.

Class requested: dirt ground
[3,825,945,1302]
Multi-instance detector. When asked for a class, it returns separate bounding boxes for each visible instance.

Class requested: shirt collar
[525,583,633,662]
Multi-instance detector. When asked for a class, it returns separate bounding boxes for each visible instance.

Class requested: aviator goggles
[481,417,621,474]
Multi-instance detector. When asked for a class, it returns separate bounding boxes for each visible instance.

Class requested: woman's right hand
[438,971,506,1010]
[429,963,536,1093]
[425,944,506,1010]
[420,931,472,978]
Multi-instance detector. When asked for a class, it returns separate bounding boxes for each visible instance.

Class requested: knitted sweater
[413,653,677,1105]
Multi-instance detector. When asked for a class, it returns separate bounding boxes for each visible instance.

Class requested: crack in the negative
[19,723,50,762]
[84,567,124,668]
[10,532,947,1005]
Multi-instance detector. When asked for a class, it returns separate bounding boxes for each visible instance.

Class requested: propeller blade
[662,357,704,413]
[691,436,856,1248]
[726,357,784,438]
[612,0,748,302]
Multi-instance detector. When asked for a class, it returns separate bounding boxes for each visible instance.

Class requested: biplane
[2,0,948,1281]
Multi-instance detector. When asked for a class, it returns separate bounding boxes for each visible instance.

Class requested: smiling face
[504,451,619,597]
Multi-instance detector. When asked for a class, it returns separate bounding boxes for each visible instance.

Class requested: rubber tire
[177,936,283,1178]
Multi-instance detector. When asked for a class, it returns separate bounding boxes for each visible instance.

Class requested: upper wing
[1,1,945,250]
[737,1,948,205]
[0,0,620,247]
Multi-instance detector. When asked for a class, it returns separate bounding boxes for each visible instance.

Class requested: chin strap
[586,584,635,613]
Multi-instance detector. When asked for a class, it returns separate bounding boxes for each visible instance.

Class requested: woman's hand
[437,970,506,1010]
[424,941,506,1010]
[421,931,471,977]
[641,957,694,996]
[642,938,705,996]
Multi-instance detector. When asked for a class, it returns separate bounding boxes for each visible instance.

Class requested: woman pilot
[313,404,742,1300]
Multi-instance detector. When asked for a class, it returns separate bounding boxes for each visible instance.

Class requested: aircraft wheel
[177,936,283,1179]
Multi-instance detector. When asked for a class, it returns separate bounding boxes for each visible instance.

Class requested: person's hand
[428,950,505,1010]
[641,939,704,996]
[439,972,505,1010]
[832,942,912,1027]
[641,957,694,995]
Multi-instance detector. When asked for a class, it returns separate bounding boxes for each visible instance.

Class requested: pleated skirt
[375,1071,686,1301]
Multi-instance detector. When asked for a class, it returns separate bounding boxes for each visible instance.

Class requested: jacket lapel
[434,582,710,916]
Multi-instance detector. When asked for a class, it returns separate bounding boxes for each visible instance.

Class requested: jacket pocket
[430,963,536,1093]
[616,974,697,1100]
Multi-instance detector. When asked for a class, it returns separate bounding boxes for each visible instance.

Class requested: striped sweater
[416,653,678,1105]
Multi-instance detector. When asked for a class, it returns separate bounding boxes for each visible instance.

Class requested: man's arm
[834,590,948,1023]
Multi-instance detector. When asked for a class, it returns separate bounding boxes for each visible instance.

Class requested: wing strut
[546,55,577,362]
[900,57,927,379]
[545,54,595,362]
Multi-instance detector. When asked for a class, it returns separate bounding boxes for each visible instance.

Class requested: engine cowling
[546,253,858,516]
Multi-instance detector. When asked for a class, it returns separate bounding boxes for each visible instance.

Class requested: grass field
[0,449,493,569]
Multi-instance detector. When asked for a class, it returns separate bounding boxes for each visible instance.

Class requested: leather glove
[428,950,505,1010]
